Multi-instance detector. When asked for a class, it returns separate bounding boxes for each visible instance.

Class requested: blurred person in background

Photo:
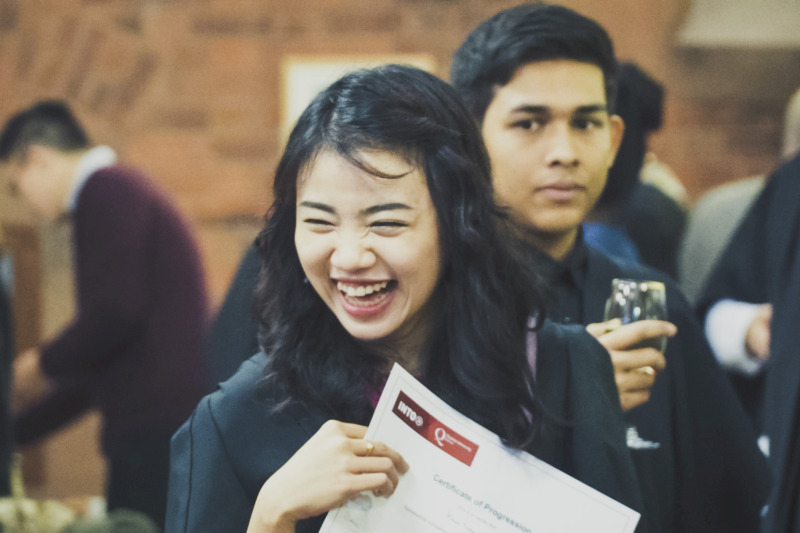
[687,88,800,430]
[204,243,260,386]
[0,101,210,528]
[584,62,688,278]
[697,88,800,532]
[682,87,800,307]
[0,236,11,496]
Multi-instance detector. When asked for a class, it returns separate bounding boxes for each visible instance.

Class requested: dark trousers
[107,434,172,530]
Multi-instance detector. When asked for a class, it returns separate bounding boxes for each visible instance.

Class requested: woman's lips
[336,280,395,317]
[336,280,389,297]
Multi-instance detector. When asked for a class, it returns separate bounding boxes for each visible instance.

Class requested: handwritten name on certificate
[321,364,640,533]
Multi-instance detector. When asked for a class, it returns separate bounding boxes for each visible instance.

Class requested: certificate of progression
[321,364,640,533]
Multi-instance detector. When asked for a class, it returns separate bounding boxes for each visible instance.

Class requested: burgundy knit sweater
[15,166,210,455]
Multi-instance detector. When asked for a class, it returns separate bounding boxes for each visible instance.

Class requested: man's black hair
[0,100,89,161]
[451,2,618,122]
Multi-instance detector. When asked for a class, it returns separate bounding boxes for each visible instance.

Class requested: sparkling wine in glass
[603,278,667,449]
[604,279,668,352]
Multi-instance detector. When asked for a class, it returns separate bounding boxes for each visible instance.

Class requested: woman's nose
[330,234,376,271]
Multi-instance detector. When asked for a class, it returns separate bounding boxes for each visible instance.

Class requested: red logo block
[392,391,479,466]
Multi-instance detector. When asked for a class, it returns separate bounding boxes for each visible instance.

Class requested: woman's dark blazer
[166,320,643,533]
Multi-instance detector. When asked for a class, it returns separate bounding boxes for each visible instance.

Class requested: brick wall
[2,0,799,305]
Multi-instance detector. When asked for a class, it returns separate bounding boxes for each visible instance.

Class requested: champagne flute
[604,279,668,351]
[603,278,667,449]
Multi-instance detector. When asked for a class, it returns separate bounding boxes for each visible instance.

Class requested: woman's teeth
[337,281,389,297]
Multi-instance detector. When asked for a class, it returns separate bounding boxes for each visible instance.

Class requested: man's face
[1,148,61,221]
[481,59,623,259]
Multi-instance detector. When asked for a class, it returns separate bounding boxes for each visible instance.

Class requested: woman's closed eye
[370,220,408,234]
[302,218,335,231]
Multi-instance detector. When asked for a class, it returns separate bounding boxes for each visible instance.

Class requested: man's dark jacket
[698,153,800,532]
[542,236,770,533]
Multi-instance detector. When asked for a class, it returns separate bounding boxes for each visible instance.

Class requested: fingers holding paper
[248,420,408,532]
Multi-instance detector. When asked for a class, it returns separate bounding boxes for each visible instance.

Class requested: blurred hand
[744,304,772,362]
[586,319,677,412]
[12,347,52,413]
[247,420,408,533]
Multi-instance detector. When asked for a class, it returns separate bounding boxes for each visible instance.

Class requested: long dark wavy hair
[256,64,549,450]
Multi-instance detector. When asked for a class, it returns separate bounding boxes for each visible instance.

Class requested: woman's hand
[247,420,408,532]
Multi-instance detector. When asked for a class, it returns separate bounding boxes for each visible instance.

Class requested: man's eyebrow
[509,104,549,114]
[508,104,609,115]
[364,203,411,215]
[298,201,334,213]
[574,104,609,114]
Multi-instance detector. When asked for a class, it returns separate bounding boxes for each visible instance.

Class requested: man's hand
[586,319,677,412]
[12,348,52,413]
[744,304,771,362]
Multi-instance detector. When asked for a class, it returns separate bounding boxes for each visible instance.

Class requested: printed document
[321,364,640,533]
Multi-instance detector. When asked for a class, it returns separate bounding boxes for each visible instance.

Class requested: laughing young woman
[166,65,643,533]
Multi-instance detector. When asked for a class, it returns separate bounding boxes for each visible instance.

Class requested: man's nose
[544,123,579,167]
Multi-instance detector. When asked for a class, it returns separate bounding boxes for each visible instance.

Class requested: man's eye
[573,117,603,131]
[511,119,542,130]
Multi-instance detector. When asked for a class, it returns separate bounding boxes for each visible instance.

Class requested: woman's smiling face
[295,149,442,355]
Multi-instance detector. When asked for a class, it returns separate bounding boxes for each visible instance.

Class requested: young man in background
[451,4,769,531]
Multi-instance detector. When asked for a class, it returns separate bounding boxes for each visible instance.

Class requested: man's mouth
[537,183,584,201]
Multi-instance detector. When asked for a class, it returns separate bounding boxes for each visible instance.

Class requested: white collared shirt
[704,299,767,376]
[65,145,117,212]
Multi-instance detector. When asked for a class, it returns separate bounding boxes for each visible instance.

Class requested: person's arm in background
[15,382,91,447]
[38,172,152,380]
[13,172,153,441]
[695,161,783,373]
[705,300,771,376]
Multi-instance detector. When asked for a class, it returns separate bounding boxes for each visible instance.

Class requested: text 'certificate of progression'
[321,364,640,533]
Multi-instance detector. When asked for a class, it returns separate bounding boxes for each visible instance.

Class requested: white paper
[321,364,640,533]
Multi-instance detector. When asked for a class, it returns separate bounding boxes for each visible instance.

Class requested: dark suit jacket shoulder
[167,353,328,533]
